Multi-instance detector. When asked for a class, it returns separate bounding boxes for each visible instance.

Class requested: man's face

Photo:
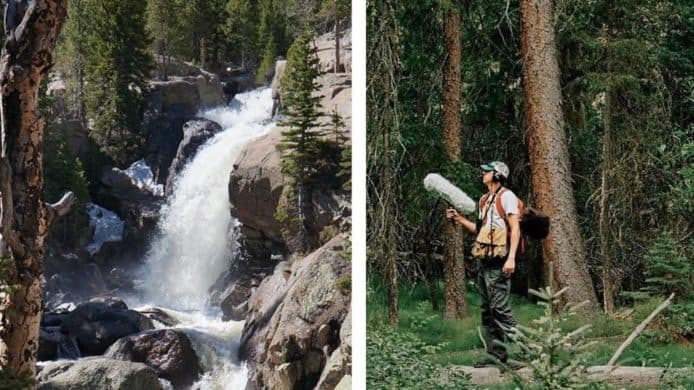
[481,170,494,184]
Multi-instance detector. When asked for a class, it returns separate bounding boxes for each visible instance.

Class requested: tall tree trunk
[334,17,341,74]
[383,139,398,326]
[368,0,400,327]
[519,0,598,313]
[441,7,466,319]
[0,0,70,376]
[600,88,615,315]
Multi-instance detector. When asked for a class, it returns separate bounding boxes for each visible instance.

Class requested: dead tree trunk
[519,0,598,313]
[441,6,466,319]
[600,88,616,315]
[334,17,341,74]
[368,0,400,327]
[0,0,70,376]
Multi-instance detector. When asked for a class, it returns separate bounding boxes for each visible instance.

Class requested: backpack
[478,188,550,256]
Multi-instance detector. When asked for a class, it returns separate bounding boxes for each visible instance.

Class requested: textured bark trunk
[0,0,69,376]
[600,88,615,315]
[382,126,398,327]
[441,7,466,319]
[519,0,598,313]
[334,16,341,74]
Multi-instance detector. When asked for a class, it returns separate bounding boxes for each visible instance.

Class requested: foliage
[256,36,279,85]
[508,267,607,389]
[146,0,187,77]
[224,0,259,68]
[43,123,92,249]
[0,369,36,390]
[70,0,154,166]
[367,316,470,389]
[622,231,693,337]
[277,29,324,191]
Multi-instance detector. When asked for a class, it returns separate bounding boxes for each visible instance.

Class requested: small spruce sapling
[507,262,608,389]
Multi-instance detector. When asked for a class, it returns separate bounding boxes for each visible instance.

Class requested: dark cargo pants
[477,261,517,362]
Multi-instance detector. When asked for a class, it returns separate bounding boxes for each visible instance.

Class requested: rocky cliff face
[223,27,352,389]
[240,235,350,389]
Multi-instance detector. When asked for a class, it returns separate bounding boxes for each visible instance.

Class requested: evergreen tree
[82,0,154,166]
[224,0,258,69]
[509,264,606,389]
[146,0,186,79]
[182,0,227,69]
[319,0,350,73]
[55,0,90,121]
[256,0,288,83]
[276,29,323,249]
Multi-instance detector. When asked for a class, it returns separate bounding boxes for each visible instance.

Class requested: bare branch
[607,293,675,366]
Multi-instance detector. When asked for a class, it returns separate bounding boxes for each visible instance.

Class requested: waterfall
[129,87,274,388]
[139,88,274,311]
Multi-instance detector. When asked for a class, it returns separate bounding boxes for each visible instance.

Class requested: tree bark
[519,0,598,313]
[334,15,340,74]
[0,0,69,376]
[600,88,615,315]
[441,7,466,319]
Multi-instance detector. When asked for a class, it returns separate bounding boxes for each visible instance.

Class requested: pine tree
[55,0,91,121]
[276,29,323,250]
[146,0,186,79]
[509,263,606,389]
[641,231,692,299]
[328,108,350,190]
[319,0,350,73]
[256,0,288,83]
[256,36,278,84]
[224,0,258,69]
[83,0,154,166]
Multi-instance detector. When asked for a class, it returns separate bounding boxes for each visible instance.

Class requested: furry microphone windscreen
[423,173,476,214]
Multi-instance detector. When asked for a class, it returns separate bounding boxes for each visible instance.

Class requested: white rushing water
[140,88,274,310]
[134,88,274,388]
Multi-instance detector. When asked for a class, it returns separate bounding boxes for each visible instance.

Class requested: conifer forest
[367,0,692,388]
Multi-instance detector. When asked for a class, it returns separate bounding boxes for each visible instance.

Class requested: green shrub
[367,319,470,389]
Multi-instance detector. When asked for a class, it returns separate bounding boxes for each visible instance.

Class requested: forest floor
[367,278,692,376]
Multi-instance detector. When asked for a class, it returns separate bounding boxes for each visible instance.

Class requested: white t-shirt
[478,189,519,230]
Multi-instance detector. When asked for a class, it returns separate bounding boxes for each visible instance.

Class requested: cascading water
[133,88,275,389]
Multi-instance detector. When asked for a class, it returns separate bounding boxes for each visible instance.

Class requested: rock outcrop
[166,118,223,194]
[40,298,154,357]
[144,70,225,185]
[105,329,202,389]
[37,357,163,390]
[240,235,351,389]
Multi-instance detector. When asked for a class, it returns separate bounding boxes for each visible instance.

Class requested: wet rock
[37,357,163,390]
[44,263,108,310]
[38,327,80,361]
[105,329,202,389]
[271,60,286,117]
[143,71,224,186]
[136,307,180,327]
[166,119,223,194]
[57,300,154,356]
[221,71,255,101]
[207,253,279,321]
[240,235,350,390]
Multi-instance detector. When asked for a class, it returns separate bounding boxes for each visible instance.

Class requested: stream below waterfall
[126,87,275,389]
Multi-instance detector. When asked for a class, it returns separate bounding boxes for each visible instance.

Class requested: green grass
[367,278,693,369]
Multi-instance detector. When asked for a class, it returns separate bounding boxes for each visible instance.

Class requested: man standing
[446,161,521,367]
